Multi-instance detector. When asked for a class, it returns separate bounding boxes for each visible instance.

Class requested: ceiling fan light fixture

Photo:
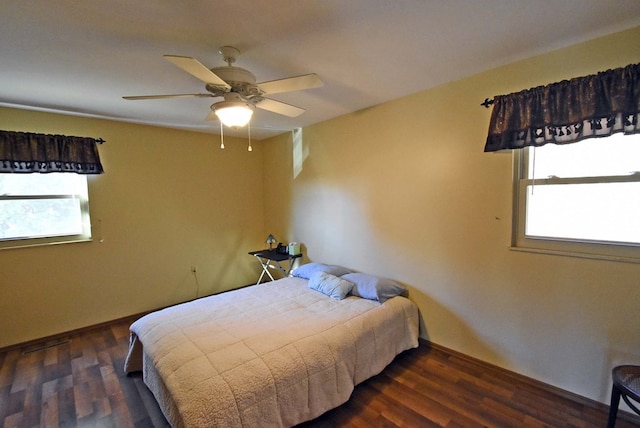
[213,100,254,128]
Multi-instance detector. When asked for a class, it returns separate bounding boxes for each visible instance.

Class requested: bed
[124,268,420,427]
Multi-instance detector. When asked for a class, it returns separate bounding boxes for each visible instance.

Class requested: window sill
[509,246,640,264]
[0,237,93,251]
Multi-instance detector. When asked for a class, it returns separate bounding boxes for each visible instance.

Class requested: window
[0,173,92,249]
[512,134,640,262]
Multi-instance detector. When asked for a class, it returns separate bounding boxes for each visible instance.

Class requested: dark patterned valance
[0,131,105,174]
[484,63,640,152]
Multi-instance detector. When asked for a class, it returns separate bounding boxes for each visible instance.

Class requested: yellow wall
[262,27,640,404]
[0,108,266,347]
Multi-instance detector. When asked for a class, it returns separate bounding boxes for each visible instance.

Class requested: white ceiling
[2,1,639,140]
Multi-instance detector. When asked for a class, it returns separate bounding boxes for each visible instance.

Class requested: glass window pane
[525,182,640,244]
[0,198,83,240]
[0,172,91,248]
[528,134,640,179]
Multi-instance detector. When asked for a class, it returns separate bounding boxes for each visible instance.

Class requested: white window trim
[510,148,640,264]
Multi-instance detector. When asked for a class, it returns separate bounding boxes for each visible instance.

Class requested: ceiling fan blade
[163,55,231,89]
[123,93,214,100]
[258,73,323,95]
[255,98,305,117]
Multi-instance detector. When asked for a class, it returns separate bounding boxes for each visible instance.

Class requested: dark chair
[607,365,640,427]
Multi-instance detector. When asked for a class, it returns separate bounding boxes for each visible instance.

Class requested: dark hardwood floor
[1,317,638,427]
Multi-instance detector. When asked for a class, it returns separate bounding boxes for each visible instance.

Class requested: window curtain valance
[0,130,104,174]
[484,62,640,152]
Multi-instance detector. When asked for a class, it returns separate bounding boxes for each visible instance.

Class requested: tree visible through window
[0,173,92,248]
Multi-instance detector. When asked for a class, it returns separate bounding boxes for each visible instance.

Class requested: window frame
[0,173,93,250]
[511,145,640,263]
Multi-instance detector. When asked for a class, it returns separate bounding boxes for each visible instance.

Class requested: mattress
[124,276,419,427]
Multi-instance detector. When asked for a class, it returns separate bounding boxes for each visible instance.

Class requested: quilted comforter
[124,276,419,427]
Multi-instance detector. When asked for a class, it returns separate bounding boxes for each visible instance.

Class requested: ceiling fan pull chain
[248,121,252,152]
[220,121,225,149]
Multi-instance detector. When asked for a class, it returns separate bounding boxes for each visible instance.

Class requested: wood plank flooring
[1,317,638,427]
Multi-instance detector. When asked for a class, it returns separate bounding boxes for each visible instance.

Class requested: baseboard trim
[0,312,148,355]
[422,339,640,425]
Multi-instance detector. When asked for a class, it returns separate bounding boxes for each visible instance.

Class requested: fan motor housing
[210,66,263,98]
[211,66,256,85]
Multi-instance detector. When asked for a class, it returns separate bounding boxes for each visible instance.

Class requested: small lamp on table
[265,234,277,250]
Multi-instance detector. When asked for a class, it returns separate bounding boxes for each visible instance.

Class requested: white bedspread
[125,276,419,427]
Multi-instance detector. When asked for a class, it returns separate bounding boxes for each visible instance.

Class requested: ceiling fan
[123,46,323,128]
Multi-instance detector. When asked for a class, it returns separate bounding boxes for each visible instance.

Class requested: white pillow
[308,271,354,300]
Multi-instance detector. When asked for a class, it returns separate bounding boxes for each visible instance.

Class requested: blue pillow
[308,271,354,300]
[341,272,406,303]
[292,262,352,279]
